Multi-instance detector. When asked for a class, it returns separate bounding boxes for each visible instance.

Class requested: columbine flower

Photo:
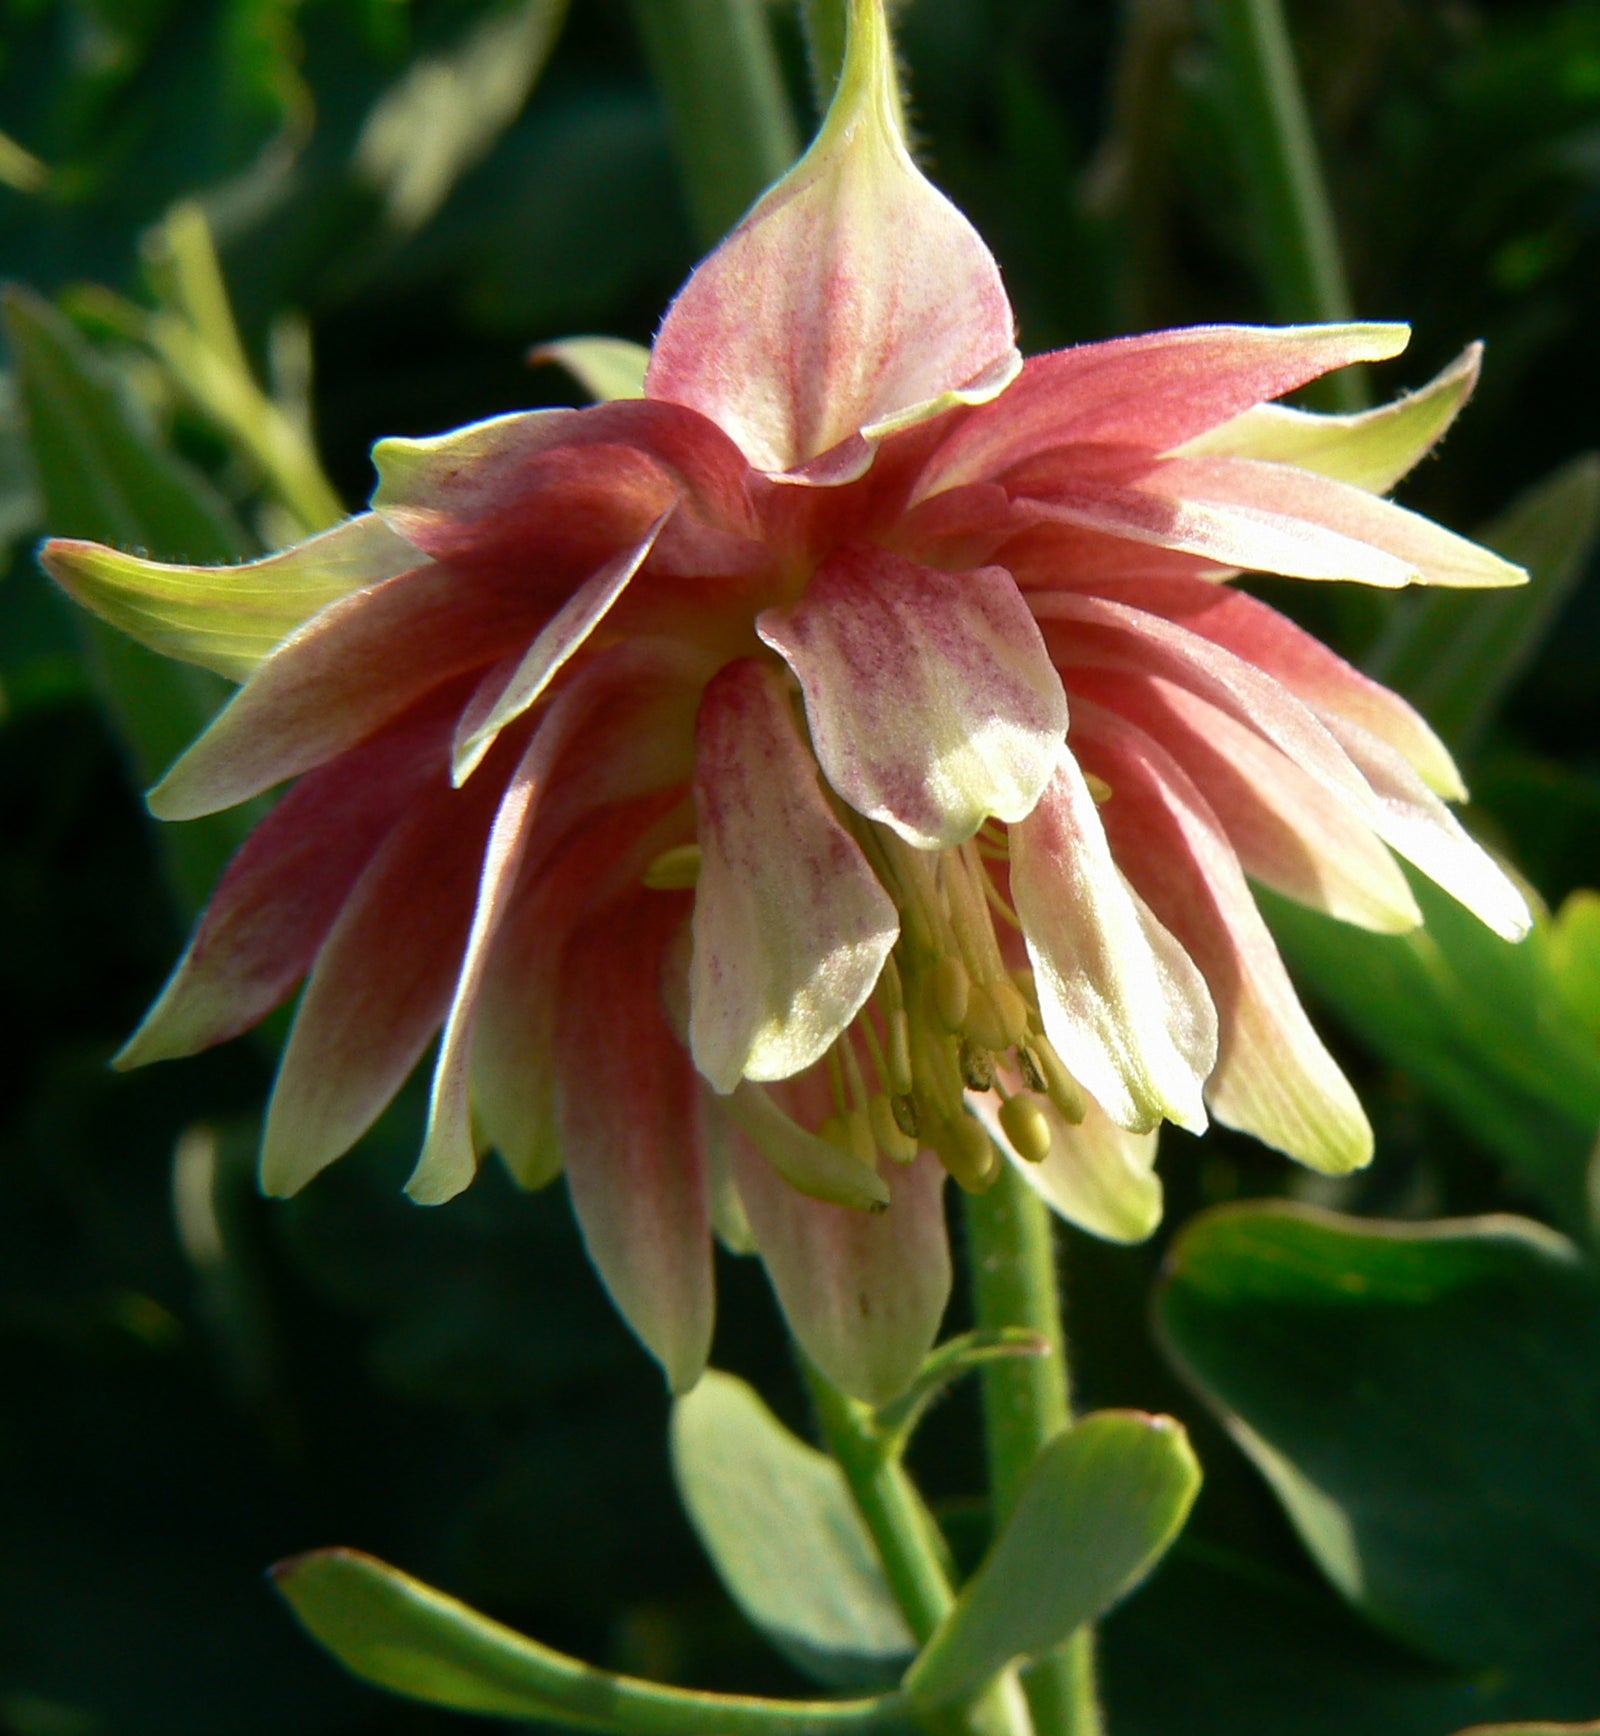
[44,0,1528,1402]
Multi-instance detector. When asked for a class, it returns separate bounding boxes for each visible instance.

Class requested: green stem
[630,0,802,246]
[964,1169,1101,1736]
[1209,0,1365,411]
[806,1367,956,1642]
[805,1367,1033,1736]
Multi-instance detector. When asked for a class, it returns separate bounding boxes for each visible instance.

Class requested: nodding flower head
[44,0,1529,1403]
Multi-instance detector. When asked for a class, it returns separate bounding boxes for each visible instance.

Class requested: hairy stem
[964,1168,1100,1736]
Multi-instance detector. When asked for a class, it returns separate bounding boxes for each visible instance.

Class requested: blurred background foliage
[2,0,1600,1732]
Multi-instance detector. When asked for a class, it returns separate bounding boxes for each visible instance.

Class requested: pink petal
[757,545,1067,849]
[688,658,898,1093]
[1142,455,1525,588]
[1316,710,1530,942]
[1008,463,1424,589]
[149,561,546,821]
[1036,591,1379,830]
[1042,594,1528,940]
[451,511,670,782]
[645,0,1017,476]
[410,642,700,1205]
[557,893,714,1393]
[1010,752,1215,1134]
[259,749,509,1197]
[1073,700,1373,1175]
[470,792,693,1191]
[119,689,462,1067]
[1069,668,1421,934]
[1069,574,1464,797]
[727,1073,950,1404]
[373,400,757,566]
[913,323,1410,499]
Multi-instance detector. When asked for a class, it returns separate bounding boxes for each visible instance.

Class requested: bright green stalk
[631,0,802,246]
[1209,0,1365,412]
[805,1367,1033,1736]
[964,1169,1101,1736]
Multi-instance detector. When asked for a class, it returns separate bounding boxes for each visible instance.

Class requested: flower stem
[1209,0,1365,412]
[805,1366,1033,1736]
[630,0,802,246]
[964,1168,1101,1736]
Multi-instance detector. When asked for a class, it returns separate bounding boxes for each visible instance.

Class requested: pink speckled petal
[758,544,1066,849]
[689,658,899,1092]
[646,0,1017,474]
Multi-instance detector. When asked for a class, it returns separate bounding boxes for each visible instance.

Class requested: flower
[43,0,1529,1403]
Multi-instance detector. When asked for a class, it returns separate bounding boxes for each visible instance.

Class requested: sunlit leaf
[905,1411,1200,1706]
[671,1370,913,1687]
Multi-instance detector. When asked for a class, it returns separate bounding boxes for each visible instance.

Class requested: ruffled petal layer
[1074,700,1373,1175]
[1010,753,1215,1133]
[558,894,714,1393]
[758,544,1067,849]
[689,658,899,1092]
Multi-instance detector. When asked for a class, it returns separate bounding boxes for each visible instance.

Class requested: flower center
[839,824,1085,1189]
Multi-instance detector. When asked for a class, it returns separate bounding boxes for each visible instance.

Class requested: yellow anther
[1032,1034,1088,1125]
[958,1037,996,1092]
[1010,967,1041,1025]
[988,978,1031,1047]
[1085,772,1113,804]
[1017,1043,1049,1096]
[890,1092,920,1140]
[936,1111,998,1193]
[964,979,1029,1050]
[869,1095,920,1163]
[999,1093,1053,1163]
[641,843,701,890]
[929,954,971,1033]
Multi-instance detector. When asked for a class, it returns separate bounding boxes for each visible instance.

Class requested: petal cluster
[42,0,1529,1403]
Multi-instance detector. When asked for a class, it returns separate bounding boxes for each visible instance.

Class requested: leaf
[534,336,651,403]
[3,285,255,912]
[1549,889,1600,1045]
[1157,1203,1600,1689]
[670,1370,914,1688]
[904,1411,1200,1706]
[1366,453,1600,752]
[272,1546,906,1734]
[1263,873,1600,1239]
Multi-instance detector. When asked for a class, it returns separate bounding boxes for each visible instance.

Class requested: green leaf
[1549,889,1600,1046]
[1366,453,1600,752]
[272,1546,908,1734]
[670,1370,914,1688]
[905,1411,1200,1707]
[1264,873,1600,1239]
[3,285,254,913]
[535,336,651,403]
[1157,1204,1600,1687]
